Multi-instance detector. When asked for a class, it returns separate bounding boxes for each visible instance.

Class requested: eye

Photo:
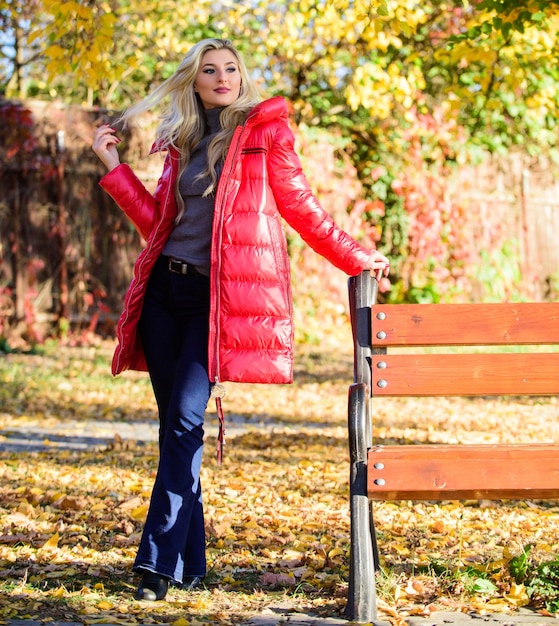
[203,68,215,74]
[226,66,237,73]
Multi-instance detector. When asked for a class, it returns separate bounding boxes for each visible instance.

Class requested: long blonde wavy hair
[120,39,262,218]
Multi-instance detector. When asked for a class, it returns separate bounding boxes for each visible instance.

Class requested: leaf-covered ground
[1,333,559,624]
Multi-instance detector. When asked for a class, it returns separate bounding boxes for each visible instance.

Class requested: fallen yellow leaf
[51,585,67,598]
[130,503,149,521]
[40,532,60,550]
[504,582,530,606]
[328,547,344,558]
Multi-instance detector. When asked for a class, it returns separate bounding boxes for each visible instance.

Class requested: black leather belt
[165,257,200,275]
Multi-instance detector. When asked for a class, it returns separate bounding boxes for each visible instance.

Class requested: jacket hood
[245,96,288,127]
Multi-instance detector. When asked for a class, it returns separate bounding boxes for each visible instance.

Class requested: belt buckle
[168,258,188,275]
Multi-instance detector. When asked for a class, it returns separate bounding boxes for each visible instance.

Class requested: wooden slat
[371,303,559,347]
[367,444,559,500]
[371,352,559,396]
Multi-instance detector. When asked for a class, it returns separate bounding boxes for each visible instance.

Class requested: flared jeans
[134,255,212,583]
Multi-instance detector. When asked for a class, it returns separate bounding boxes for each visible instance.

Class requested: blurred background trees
[2,0,559,347]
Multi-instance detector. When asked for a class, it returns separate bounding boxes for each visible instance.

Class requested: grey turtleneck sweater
[162,106,224,275]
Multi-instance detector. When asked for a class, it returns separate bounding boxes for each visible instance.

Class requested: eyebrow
[202,61,238,68]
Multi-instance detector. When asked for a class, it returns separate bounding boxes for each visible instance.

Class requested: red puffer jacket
[100,96,372,384]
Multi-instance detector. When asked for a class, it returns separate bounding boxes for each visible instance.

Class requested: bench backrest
[370,302,559,396]
[347,270,559,502]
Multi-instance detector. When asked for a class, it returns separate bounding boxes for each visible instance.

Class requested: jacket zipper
[209,124,246,384]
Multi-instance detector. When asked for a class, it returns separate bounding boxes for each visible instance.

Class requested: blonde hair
[120,39,262,216]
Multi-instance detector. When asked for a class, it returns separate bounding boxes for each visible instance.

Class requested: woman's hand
[92,124,122,172]
[366,250,391,282]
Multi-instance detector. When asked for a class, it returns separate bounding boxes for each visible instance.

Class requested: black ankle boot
[135,572,169,601]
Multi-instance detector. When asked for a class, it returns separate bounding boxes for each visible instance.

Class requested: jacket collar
[149,96,289,155]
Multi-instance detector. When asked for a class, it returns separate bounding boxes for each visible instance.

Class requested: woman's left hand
[366,250,390,282]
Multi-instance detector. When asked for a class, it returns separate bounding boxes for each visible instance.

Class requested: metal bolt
[376,331,386,340]
[373,462,384,470]
[377,379,388,388]
[376,311,386,320]
[374,479,386,486]
[377,361,387,369]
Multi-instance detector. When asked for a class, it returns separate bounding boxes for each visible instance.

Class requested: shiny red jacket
[100,96,372,384]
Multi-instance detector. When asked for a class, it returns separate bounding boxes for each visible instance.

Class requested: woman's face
[194,48,242,109]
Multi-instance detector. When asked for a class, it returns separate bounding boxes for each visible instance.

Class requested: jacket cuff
[99,163,136,193]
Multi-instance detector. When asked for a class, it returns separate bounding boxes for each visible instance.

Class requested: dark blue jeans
[134,255,211,583]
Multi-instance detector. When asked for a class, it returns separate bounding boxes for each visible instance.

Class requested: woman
[92,38,390,602]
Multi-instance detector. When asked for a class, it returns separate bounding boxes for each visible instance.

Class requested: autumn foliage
[1,0,558,323]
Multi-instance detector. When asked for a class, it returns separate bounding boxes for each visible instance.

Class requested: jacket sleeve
[99,163,157,241]
[267,121,372,277]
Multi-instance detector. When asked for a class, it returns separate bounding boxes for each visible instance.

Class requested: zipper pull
[212,380,227,465]
[211,382,227,399]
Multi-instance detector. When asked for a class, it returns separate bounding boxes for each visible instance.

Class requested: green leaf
[509,545,531,583]
[471,578,498,594]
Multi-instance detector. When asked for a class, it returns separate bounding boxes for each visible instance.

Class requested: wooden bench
[346,270,559,624]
